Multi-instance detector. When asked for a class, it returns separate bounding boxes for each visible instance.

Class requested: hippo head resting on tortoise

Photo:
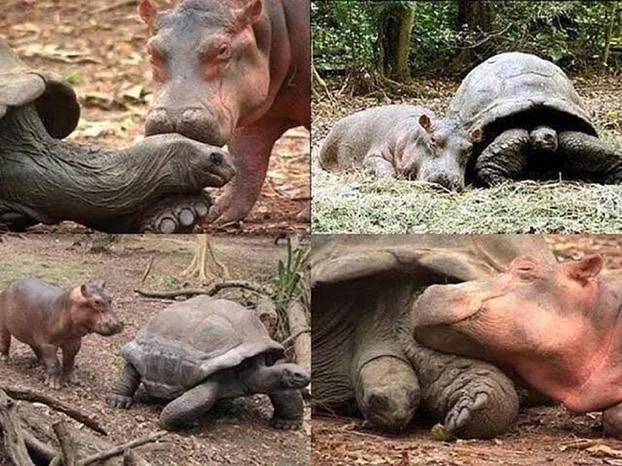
[413,253,622,437]
[446,52,622,185]
[138,0,269,145]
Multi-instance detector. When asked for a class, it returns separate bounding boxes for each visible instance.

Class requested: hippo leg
[603,403,622,437]
[408,344,518,439]
[108,362,142,409]
[38,344,62,389]
[363,154,397,178]
[354,356,420,431]
[61,339,81,384]
[159,380,219,430]
[475,129,530,185]
[557,131,622,183]
[269,389,304,430]
[0,323,9,362]
[207,117,294,224]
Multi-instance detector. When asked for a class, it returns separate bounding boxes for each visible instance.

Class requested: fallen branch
[0,390,35,466]
[53,420,78,466]
[77,431,167,466]
[1,386,107,435]
[134,280,272,299]
[286,298,310,373]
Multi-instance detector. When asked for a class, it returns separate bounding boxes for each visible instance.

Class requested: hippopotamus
[138,0,310,223]
[413,252,622,437]
[319,105,482,191]
[0,278,123,389]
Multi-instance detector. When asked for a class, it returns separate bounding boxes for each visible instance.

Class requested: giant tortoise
[446,52,622,185]
[0,39,235,232]
[311,235,555,439]
[107,296,310,430]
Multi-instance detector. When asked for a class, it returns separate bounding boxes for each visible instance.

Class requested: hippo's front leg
[475,129,530,186]
[38,344,62,389]
[61,339,81,384]
[363,154,397,178]
[207,117,294,224]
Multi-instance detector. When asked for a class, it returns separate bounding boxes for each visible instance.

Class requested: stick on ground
[77,431,167,466]
[134,280,271,299]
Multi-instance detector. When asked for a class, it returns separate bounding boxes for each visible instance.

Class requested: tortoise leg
[409,344,518,440]
[269,389,304,430]
[475,129,530,185]
[557,131,622,183]
[107,362,141,409]
[159,380,219,430]
[354,356,420,432]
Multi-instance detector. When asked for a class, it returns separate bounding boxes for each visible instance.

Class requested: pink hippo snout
[412,253,622,419]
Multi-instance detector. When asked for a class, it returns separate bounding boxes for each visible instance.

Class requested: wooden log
[0,389,35,466]
[52,420,78,466]
[1,385,107,435]
[286,298,310,373]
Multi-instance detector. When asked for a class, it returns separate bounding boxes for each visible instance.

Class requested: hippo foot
[271,416,302,430]
[44,373,63,390]
[107,393,134,409]
[139,192,212,233]
[64,371,79,385]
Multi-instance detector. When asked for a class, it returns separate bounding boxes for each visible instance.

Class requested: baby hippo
[319,105,482,191]
[0,278,123,389]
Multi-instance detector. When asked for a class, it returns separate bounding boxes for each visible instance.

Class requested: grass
[312,167,622,234]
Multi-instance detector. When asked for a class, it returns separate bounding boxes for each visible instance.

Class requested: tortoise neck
[0,104,65,156]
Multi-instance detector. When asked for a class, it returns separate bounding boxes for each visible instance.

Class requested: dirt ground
[0,0,309,235]
[312,234,622,466]
[0,234,309,466]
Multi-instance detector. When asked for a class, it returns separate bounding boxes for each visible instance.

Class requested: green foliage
[273,238,310,312]
[313,0,620,75]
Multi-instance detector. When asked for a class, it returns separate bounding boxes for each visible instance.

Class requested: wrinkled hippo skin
[0,278,123,389]
[138,0,310,223]
[319,105,481,191]
[413,253,622,436]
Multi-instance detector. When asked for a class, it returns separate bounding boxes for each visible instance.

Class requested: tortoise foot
[271,416,302,430]
[140,192,212,233]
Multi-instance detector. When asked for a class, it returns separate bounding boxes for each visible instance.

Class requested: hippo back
[121,296,284,399]
[447,52,596,139]
[0,39,79,138]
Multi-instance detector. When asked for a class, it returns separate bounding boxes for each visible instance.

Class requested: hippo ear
[100,281,106,289]
[418,114,432,133]
[80,284,91,298]
[234,0,263,28]
[564,255,604,283]
[138,0,158,29]
[469,126,483,143]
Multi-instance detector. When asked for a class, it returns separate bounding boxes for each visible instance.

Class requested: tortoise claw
[271,417,302,430]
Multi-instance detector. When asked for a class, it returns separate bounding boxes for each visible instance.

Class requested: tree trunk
[603,1,620,66]
[457,0,495,33]
[378,3,416,82]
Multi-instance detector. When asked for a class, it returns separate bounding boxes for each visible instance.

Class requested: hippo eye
[93,298,104,307]
[217,43,231,60]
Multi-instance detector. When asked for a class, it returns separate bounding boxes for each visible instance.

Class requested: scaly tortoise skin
[447,52,622,185]
[107,296,310,431]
